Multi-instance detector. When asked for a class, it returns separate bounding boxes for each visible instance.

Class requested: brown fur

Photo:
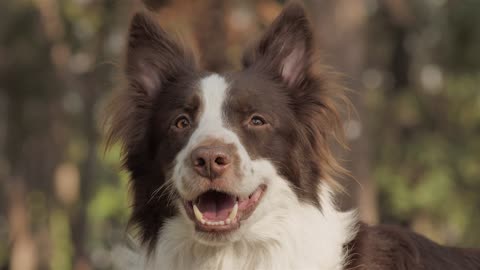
[105,12,200,249]
[236,2,349,204]
[345,223,480,270]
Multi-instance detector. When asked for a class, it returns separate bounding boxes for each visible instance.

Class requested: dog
[106,2,480,269]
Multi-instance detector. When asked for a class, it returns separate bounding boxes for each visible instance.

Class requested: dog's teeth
[194,202,238,226]
[228,202,238,221]
[193,204,204,223]
[202,220,226,226]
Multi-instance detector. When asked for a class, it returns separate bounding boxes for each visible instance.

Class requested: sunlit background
[1,0,479,269]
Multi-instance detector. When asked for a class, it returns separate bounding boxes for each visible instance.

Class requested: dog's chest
[151,240,343,270]
[147,198,356,270]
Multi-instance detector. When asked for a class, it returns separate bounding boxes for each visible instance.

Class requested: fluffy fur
[106,2,480,270]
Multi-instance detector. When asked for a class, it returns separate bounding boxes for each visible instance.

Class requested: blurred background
[1,0,479,269]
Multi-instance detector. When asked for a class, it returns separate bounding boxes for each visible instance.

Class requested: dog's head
[107,2,346,250]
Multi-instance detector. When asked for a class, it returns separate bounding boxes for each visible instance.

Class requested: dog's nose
[191,146,231,180]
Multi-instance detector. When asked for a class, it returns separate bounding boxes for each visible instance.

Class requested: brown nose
[191,145,231,179]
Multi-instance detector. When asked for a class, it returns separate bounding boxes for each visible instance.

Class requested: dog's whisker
[147,178,175,205]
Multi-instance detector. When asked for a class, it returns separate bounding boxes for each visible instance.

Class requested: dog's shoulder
[344,223,480,270]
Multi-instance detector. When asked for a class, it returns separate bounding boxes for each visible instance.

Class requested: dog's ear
[242,2,313,87]
[126,12,196,97]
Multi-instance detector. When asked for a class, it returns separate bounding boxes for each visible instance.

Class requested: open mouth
[184,185,266,233]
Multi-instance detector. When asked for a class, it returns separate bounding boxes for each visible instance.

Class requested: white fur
[114,74,358,270]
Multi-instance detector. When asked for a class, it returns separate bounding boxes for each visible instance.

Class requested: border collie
[107,2,480,269]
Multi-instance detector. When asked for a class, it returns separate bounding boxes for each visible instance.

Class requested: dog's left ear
[242,2,313,87]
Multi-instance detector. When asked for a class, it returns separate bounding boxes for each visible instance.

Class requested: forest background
[1,0,480,269]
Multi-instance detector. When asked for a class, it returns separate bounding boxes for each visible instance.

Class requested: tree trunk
[7,181,38,270]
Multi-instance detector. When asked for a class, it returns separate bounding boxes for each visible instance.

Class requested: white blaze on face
[172,74,256,199]
[194,74,229,141]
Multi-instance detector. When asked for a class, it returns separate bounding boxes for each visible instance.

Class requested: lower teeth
[192,201,238,226]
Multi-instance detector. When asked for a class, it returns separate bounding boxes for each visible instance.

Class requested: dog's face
[108,3,344,249]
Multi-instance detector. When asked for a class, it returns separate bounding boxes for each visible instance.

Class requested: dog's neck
[145,183,357,270]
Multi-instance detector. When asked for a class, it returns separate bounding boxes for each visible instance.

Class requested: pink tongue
[197,191,235,221]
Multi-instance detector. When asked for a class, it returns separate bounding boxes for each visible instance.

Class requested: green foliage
[373,74,480,246]
[50,210,73,270]
[87,171,130,226]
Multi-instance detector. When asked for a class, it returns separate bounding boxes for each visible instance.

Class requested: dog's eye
[249,115,267,126]
[174,116,191,129]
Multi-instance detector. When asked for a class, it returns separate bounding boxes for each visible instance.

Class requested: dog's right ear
[126,12,196,97]
[242,2,313,88]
